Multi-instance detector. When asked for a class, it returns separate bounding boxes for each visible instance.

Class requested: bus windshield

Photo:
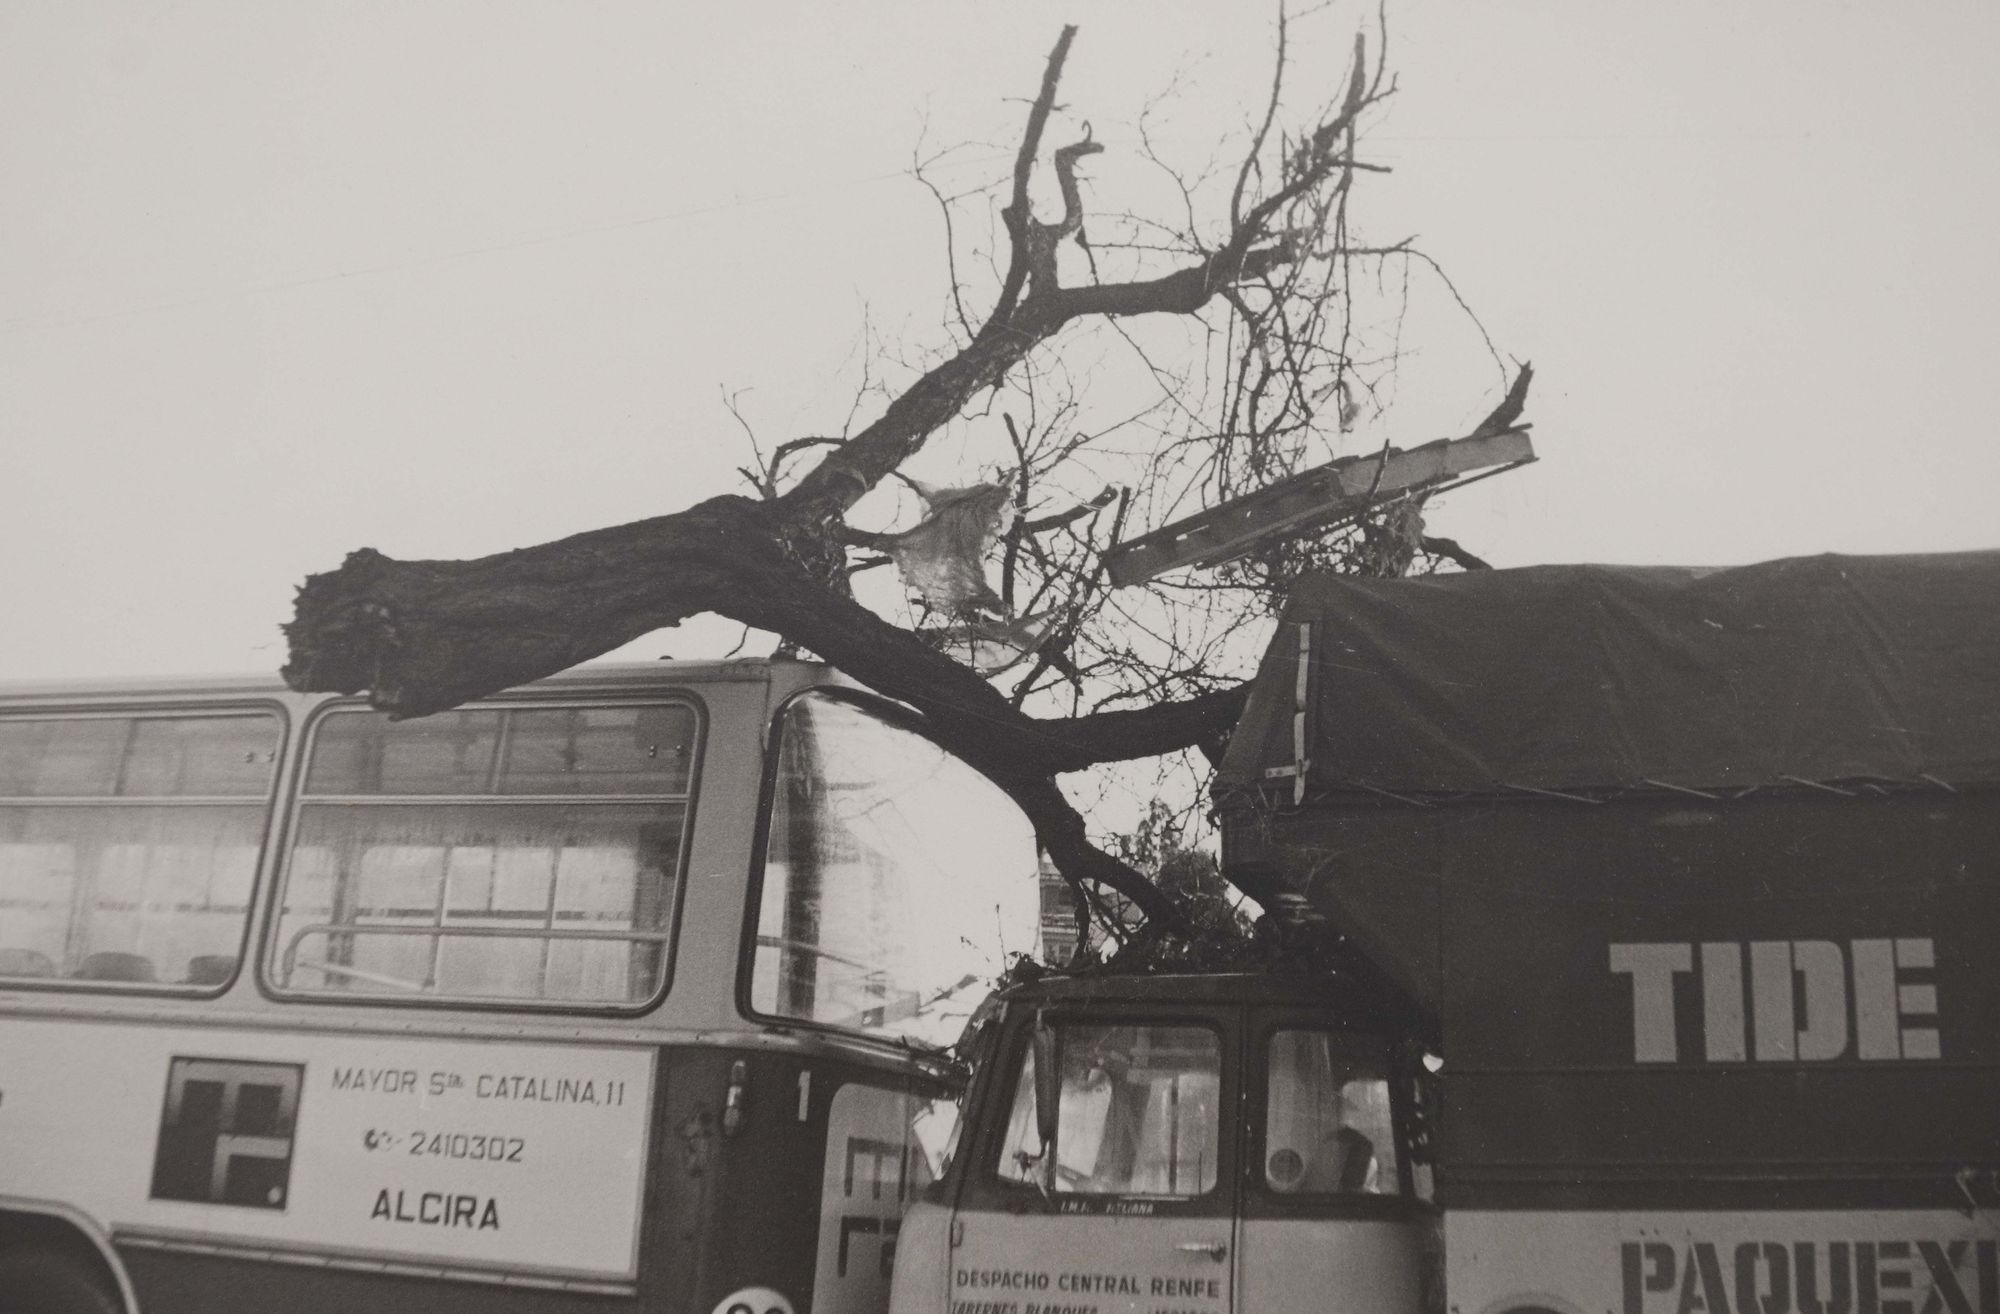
[751,692,1041,1046]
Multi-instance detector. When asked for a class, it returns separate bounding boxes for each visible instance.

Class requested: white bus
[0,659,1042,1314]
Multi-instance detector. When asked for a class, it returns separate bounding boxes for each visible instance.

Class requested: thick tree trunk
[280,25,1394,939]
[283,493,1236,929]
[284,495,789,717]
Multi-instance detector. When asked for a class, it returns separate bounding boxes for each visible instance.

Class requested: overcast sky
[5,2,1997,682]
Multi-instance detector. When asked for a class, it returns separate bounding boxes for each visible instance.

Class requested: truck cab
[889,972,1436,1314]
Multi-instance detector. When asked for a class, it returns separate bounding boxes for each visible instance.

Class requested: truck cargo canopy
[1219,549,2000,795]
[1215,553,2000,1181]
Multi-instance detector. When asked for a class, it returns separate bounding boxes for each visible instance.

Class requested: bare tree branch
[284,16,1524,943]
[779,26,1390,522]
[1474,361,1535,435]
[1020,486,1118,534]
[991,26,1081,329]
[1420,534,1492,571]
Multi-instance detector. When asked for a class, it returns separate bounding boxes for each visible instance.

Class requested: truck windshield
[1263,1029,1400,1195]
[996,1022,1222,1197]
[750,692,1040,1046]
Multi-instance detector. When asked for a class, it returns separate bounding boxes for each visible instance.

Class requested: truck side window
[1264,1030,1400,1195]
[995,1023,1220,1197]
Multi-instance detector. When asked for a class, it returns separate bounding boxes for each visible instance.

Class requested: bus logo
[150,1057,303,1210]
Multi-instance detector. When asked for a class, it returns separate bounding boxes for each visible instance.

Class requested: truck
[887,550,2000,1314]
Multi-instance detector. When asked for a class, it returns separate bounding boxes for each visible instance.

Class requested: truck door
[1235,1010,1431,1314]
[947,1006,1239,1314]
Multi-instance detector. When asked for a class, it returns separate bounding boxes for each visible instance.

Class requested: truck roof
[997,970,1397,1018]
[1219,549,2000,796]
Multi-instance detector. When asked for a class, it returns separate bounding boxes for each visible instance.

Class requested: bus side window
[269,702,697,1007]
[0,712,279,989]
[1263,1030,1400,1195]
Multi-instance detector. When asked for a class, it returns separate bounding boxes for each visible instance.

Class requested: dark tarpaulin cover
[1219,549,2000,794]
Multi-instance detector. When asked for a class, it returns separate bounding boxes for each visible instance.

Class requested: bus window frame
[0,699,290,1000]
[735,684,1036,1048]
[255,690,706,1017]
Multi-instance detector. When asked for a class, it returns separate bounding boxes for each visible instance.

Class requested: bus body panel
[643,1049,947,1314]
[885,1201,950,1314]
[0,1018,945,1312]
[0,1015,655,1280]
[810,1082,945,1314]
[114,1248,619,1314]
[0,661,1024,1312]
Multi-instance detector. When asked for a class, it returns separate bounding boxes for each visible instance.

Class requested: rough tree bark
[282,26,1400,932]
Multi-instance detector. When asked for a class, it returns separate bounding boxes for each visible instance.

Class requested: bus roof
[0,657,839,706]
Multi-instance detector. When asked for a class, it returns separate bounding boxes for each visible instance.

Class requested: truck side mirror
[1031,1015,1060,1162]
[1404,1051,1442,1166]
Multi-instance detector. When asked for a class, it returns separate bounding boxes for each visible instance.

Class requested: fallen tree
[284,18,1526,935]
